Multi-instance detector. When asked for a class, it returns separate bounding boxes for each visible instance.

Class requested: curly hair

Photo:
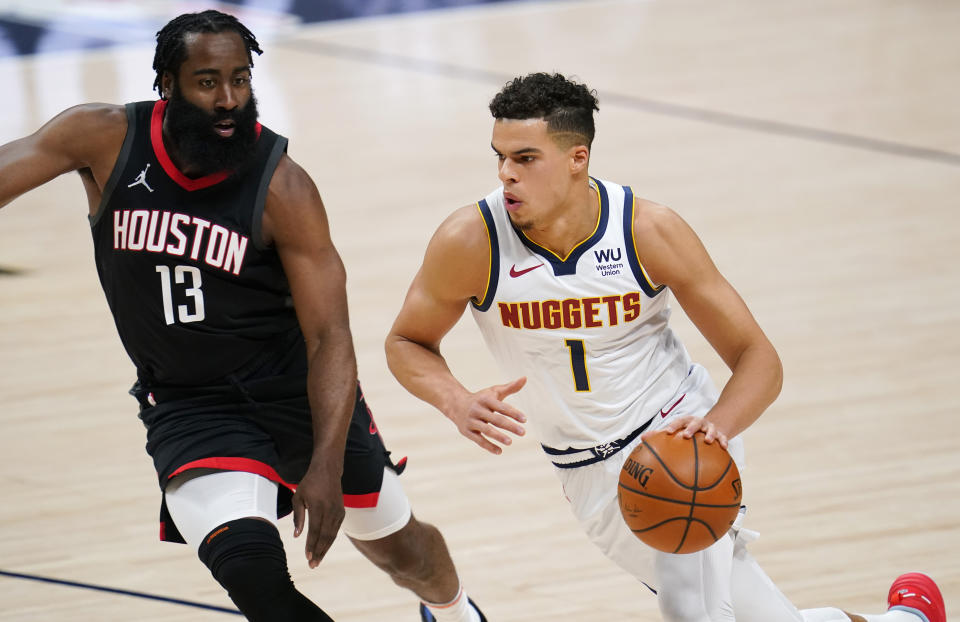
[152,10,263,96]
[489,73,599,148]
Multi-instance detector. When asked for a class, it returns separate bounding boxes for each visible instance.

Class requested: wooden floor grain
[1,1,958,620]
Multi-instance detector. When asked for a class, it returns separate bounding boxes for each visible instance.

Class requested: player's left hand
[292,465,345,569]
[652,415,729,449]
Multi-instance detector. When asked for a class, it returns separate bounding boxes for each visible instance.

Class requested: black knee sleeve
[198,518,333,622]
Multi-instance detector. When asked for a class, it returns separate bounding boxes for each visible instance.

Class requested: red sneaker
[888,572,946,622]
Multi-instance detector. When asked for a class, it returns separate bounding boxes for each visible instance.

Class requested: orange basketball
[617,429,742,554]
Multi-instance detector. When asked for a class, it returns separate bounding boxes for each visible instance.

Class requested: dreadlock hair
[489,73,599,149]
[152,10,263,97]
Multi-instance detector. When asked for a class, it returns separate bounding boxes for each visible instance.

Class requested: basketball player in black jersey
[0,11,485,622]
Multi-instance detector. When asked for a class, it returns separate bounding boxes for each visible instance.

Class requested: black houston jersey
[90,100,300,387]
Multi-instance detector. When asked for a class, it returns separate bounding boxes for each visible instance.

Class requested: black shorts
[134,378,403,543]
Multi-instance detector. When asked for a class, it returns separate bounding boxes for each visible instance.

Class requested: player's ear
[161,72,175,100]
[570,144,589,174]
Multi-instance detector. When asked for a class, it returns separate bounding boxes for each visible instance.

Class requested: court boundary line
[0,569,242,616]
[278,38,960,168]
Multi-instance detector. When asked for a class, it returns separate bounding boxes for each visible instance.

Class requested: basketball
[617,430,742,554]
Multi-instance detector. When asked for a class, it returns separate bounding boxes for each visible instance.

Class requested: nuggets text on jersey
[497,292,643,330]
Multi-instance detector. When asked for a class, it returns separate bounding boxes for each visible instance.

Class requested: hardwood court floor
[1,1,958,620]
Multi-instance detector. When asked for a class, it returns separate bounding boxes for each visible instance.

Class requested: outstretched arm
[386,205,527,455]
[634,198,783,445]
[0,104,126,210]
[262,155,357,568]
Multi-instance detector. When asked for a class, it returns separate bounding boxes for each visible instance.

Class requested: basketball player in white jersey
[385,73,945,622]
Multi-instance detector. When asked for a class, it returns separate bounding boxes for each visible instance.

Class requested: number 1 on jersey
[564,339,591,392]
[156,265,206,325]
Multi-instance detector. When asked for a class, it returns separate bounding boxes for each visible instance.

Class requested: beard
[165,85,260,176]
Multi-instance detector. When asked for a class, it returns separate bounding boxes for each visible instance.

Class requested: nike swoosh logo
[659,394,686,418]
[509,263,544,278]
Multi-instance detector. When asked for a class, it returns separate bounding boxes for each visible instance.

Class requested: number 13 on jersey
[156,265,206,325]
[564,339,591,392]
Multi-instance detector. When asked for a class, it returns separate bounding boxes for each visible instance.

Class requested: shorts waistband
[541,418,653,469]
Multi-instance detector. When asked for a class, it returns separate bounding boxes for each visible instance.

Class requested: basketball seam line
[629,516,723,534]
[642,442,734,492]
[676,438,700,552]
[616,483,741,507]
[642,441,688,489]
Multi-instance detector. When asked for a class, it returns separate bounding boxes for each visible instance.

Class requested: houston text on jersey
[112,209,249,275]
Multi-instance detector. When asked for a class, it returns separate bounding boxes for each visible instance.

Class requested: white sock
[801,607,924,622]
[857,612,926,622]
[423,586,480,622]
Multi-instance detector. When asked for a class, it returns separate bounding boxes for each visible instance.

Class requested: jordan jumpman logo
[128,163,155,193]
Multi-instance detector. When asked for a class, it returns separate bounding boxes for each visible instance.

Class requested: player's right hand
[292,464,345,569]
[449,377,527,454]
[654,414,729,449]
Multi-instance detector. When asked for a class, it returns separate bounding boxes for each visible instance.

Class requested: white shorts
[165,467,412,549]
[554,364,745,591]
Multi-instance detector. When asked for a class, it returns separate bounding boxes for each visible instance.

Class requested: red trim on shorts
[168,457,297,492]
[150,100,262,191]
[168,457,385,507]
[343,492,380,508]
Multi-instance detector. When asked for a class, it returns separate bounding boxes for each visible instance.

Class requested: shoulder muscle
[421,203,491,303]
[39,103,127,169]
[632,197,717,290]
[261,154,329,249]
[0,103,126,208]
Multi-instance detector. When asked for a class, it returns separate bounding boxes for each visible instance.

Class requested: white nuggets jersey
[470,178,693,449]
